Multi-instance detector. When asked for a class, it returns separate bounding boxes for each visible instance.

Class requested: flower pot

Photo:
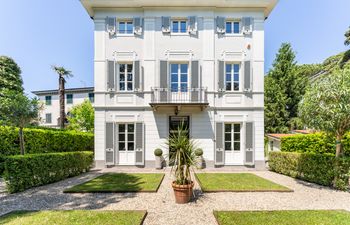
[196,156,204,169]
[172,181,194,204]
[155,156,163,169]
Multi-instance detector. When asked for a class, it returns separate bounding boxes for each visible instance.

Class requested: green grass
[195,173,291,192]
[64,173,164,193]
[214,210,350,225]
[0,210,146,225]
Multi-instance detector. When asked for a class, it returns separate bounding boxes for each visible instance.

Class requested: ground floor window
[224,123,241,151]
[118,123,135,151]
[45,113,52,124]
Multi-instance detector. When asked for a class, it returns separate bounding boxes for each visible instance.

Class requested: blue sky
[0,0,349,95]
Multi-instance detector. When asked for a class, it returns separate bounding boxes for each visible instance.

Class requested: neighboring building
[80,0,278,168]
[32,87,94,127]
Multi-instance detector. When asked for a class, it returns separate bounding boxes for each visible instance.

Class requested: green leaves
[0,56,23,99]
[67,100,94,132]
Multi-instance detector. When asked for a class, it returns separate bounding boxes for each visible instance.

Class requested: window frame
[225,62,241,92]
[171,19,188,34]
[66,94,73,104]
[45,96,52,106]
[169,62,190,93]
[118,62,134,92]
[45,113,52,124]
[117,20,134,35]
[117,123,135,152]
[224,123,241,152]
[225,20,241,35]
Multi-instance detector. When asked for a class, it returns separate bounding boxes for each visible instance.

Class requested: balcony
[150,87,208,112]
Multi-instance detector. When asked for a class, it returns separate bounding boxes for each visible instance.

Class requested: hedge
[3,151,93,193]
[280,132,350,156]
[269,151,350,190]
[0,126,94,156]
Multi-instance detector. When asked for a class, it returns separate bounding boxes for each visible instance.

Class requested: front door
[117,123,135,165]
[170,63,190,102]
[224,123,243,165]
[169,116,190,164]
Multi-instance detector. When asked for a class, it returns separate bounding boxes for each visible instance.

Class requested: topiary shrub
[3,151,93,193]
[154,148,163,157]
[195,148,203,156]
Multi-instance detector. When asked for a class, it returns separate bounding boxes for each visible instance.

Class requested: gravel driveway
[1,168,350,225]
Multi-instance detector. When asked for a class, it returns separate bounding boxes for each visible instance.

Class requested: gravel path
[1,168,350,225]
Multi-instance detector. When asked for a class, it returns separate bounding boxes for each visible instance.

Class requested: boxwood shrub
[3,151,93,193]
[269,151,350,190]
[280,132,350,156]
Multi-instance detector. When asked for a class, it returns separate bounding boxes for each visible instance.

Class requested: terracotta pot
[172,181,194,204]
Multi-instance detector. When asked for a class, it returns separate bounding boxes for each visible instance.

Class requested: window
[224,123,241,151]
[225,63,240,91]
[118,124,135,151]
[66,94,73,104]
[172,20,187,33]
[45,113,52,124]
[170,63,188,92]
[119,63,133,91]
[118,21,133,34]
[88,93,94,103]
[45,96,52,106]
[225,21,240,34]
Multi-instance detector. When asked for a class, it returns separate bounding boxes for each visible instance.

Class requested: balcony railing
[151,87,208,104]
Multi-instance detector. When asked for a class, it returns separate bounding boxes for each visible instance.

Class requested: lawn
[0,210,147,225]
[214,210,350,225]
[64,173,164,193]
[195,173,291,192]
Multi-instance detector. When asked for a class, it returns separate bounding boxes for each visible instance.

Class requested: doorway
[169,116,190,164]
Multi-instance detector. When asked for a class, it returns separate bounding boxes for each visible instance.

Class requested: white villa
[80,0,278,168]
[32,87,94,127]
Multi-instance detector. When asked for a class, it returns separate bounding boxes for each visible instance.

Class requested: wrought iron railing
[151,87,208,104]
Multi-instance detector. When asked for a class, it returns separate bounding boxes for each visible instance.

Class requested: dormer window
[171,20,187,33]
[118,20,133,34]
[225,21,240,34]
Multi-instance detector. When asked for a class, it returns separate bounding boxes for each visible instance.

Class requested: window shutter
[106,17,116,35]
[107,60,115,91]
[105,122,115,165]
[218,60,225,91]
[134,61,141,91]
[242,17,253,34]
[215,122,225,165]
[162,16,171,33]
[159,60,168,102]
[191,61,199,102]
[245,122,254,165]
[188,16,197,34]
[135,122,144,166]
[216,16,225,34]
[133,17,143,35]
[244,60,252,91]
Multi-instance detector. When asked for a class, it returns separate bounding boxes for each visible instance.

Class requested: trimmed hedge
[269,151,350,190]
[0,126,94,156]
[280,133,350,156]
[3,151,93,193]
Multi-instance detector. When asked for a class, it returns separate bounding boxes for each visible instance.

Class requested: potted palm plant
[166,123,198,204]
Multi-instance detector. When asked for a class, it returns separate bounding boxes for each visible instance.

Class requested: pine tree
[0,56,23,98]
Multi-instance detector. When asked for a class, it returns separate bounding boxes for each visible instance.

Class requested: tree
[67,100,94,132]
[0,56,23,99]
[0,91,41,155]
[52,66,73,129]
[345,26,350,46]
[299,69,350,157]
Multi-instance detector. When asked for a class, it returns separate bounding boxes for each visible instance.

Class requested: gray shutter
[188,16,197,34]
[105,122,115,165]
[244,61,251,91]
[216,16,225,33]
[162,16,171,33]
[242,17,253,33]
[160,61,168,102]
[218,60,225,91]
[215,122,225,165]
[191,61,199,102]
[134,61,141,91]
[133,17,142,35]
[245,122,254,165]
[135,122,144,166]
[107,60,115,91]
[106,17,116,34]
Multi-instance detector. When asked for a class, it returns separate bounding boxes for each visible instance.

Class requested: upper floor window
[118,21,133,34]
[170,63,188,92]
[226,21,240,34]
[88,93,94,103]
[45,113,52,124]
[172,20,187,33]
[119,63,133,91]
[45,96,52,106]
[225,63,240,91]
[66,94,73,104]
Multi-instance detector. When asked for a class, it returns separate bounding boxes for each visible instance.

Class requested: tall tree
[299,69,350,157]
[67,99,94,132]
[0,91,41,155]
[52,66,73,129]
[345,26,350,46]
[0,56,23,99]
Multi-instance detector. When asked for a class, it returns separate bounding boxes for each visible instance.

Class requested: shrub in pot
[195,148,204,169]
[154,148,163,169]
[166,123,198,204]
